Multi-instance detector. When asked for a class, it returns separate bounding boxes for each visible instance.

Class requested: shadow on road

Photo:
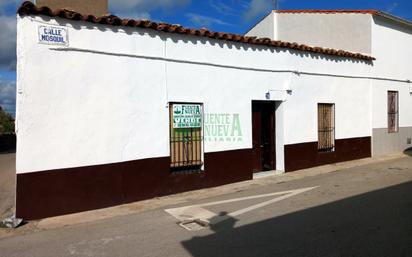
[182,181,412,257]
[208,212,238,233]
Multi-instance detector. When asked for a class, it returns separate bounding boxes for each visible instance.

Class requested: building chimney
[36,0,108,17]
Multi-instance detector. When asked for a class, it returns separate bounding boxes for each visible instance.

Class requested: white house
[247,10,412,157]
[15,1,411,219]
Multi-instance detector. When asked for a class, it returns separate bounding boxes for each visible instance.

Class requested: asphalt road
[0,156,411,257]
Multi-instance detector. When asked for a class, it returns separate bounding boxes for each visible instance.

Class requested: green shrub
[0,106,15,134]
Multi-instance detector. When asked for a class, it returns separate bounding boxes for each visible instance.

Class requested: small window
[388,91,399,133]
[169,103,203,172]
[318,103,335,152]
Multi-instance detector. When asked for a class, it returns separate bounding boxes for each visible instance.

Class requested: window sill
[318,148,335,153]
[170,165,204,175]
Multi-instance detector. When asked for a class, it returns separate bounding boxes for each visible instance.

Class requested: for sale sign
[172,104,202,128]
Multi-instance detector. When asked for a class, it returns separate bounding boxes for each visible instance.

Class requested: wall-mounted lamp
[265,89,292,101]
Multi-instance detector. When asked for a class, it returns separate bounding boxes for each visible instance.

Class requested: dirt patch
[0,153,16,220]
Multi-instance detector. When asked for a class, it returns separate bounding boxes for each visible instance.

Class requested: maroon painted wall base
[16,149,252,220]
[16,137,372,220]
[284,136,372,172]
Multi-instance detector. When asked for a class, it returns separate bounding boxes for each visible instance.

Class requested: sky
[0,0,412,116]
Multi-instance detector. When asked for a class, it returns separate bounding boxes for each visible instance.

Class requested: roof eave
[374,12,412,27]
[17,1,376,62]
[273,9,412,28]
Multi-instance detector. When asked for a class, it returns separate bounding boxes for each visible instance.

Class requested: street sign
[38,25,68,46]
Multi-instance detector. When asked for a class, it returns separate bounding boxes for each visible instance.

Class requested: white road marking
[165,186,318,230]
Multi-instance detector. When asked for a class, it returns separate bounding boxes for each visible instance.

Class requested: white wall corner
[273,12,278,40]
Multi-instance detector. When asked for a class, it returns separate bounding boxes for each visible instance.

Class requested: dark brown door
[252,101,276,172]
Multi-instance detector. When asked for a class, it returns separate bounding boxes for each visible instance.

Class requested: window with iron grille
[388,91,399,133]
[169,103,203,172]
[318,103,335,152]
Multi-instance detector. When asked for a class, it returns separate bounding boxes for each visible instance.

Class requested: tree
[0,106,15,134]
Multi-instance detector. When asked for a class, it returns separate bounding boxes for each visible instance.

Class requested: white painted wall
[247,12,372,54]
[371,16,412,129]
[283,75,372,145]
[245,12,276,39]
[16,15,372,174]
[275,13,372,54]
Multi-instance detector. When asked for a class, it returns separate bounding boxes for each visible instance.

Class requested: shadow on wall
[182,181,412,257]
[47,16,373,66]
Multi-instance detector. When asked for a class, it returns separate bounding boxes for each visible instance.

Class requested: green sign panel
[173,104,202,128]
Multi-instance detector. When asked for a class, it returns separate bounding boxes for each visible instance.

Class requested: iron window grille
[318,103,335,152]
[169,103,203,172]
[388,91,399,133]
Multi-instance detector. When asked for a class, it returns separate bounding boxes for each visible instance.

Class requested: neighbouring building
[15,1,412,219]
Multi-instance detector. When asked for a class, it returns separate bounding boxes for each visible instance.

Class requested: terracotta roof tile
[17,1,375,61]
